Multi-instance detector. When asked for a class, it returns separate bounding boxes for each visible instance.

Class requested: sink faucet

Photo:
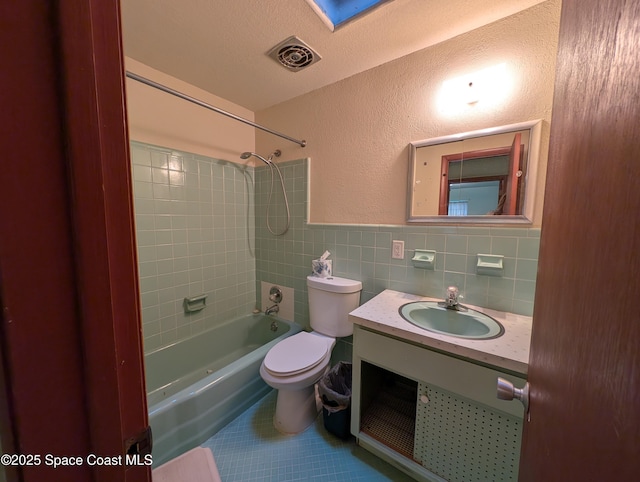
[439,286,468,312]
[445,286,460,307]
[265,304,279,315]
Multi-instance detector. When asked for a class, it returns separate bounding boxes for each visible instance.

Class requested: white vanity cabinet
[350,325,527,482]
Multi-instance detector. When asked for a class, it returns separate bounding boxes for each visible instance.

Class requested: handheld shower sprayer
[239,149,290,236]
[240,151,269,164]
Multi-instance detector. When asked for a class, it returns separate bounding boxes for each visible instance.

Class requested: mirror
[408,120,542,224]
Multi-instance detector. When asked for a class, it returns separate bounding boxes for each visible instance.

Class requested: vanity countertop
[349,289,532,375]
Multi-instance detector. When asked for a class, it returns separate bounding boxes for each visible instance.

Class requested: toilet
[260,275,362,434]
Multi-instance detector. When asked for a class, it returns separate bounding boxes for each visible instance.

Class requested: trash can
[317,361,352,439]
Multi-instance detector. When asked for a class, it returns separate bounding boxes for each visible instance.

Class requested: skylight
[306,0,392,30]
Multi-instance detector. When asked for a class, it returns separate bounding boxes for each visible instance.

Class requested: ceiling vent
[267,36,322,72]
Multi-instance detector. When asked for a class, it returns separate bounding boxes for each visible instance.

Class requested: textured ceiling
[121,0,546,111]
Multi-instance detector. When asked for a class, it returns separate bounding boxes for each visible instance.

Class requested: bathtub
[145,313,302,466]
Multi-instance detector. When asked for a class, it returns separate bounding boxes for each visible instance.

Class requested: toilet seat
[263,332,331,376]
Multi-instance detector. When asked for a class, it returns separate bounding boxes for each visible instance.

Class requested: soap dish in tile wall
[411,250,436,269]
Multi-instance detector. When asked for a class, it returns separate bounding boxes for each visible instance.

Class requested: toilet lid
[264,332,330,376]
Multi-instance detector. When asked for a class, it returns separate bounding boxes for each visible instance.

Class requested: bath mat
[152,447,222,482]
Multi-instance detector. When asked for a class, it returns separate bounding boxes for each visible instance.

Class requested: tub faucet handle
[269,286,283,303]
[265,304,280,316]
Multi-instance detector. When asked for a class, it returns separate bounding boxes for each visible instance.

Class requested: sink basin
[398,301,504,339]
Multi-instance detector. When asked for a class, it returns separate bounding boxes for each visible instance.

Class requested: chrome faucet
[265,304,280,315]
[265,285,282,316]
[438,286,468,312]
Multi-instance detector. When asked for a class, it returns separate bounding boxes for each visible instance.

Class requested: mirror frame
[407,120,542,224]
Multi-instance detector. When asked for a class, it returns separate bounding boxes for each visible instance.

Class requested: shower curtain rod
[125,71,307,148]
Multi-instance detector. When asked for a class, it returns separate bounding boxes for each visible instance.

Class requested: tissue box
[312,259,332,277]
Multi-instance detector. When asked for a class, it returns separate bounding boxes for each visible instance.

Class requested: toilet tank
[306,275,362,337]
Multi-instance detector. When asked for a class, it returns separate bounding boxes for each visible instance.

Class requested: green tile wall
[255,158,540,333]
[131,142,256,352]
[131,148,539,356]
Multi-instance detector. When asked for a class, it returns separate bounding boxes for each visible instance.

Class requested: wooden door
[520,0,640,480]
[504,133,521,215]
[0,1,150,481]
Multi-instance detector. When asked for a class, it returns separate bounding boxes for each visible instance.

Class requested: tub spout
[265,304,279,315]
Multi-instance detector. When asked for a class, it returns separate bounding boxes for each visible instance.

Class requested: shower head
[241,149,290,236]
[239,151,270,165]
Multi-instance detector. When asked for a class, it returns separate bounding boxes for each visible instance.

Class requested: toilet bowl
[259,275,362,434]
[260,331,335,434]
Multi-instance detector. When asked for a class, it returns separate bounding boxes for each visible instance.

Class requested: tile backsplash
[254,158,539,329]
[131,145,540,353]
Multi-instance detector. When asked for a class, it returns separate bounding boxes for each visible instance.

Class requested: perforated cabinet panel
[414,382,522,482]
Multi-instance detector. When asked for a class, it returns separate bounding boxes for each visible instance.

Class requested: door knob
[497,377,530,415]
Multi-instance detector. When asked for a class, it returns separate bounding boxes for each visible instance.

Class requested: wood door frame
[438,146,516,215]
[0,1,150,481]
[57,0,150,464]
[504,133,522,215]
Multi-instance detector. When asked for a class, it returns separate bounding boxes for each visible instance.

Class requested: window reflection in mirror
[408,120,541,224]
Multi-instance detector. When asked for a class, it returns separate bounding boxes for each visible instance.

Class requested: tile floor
[201,390,415,481]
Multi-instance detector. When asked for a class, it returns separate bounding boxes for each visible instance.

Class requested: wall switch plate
[392,240,405,259]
